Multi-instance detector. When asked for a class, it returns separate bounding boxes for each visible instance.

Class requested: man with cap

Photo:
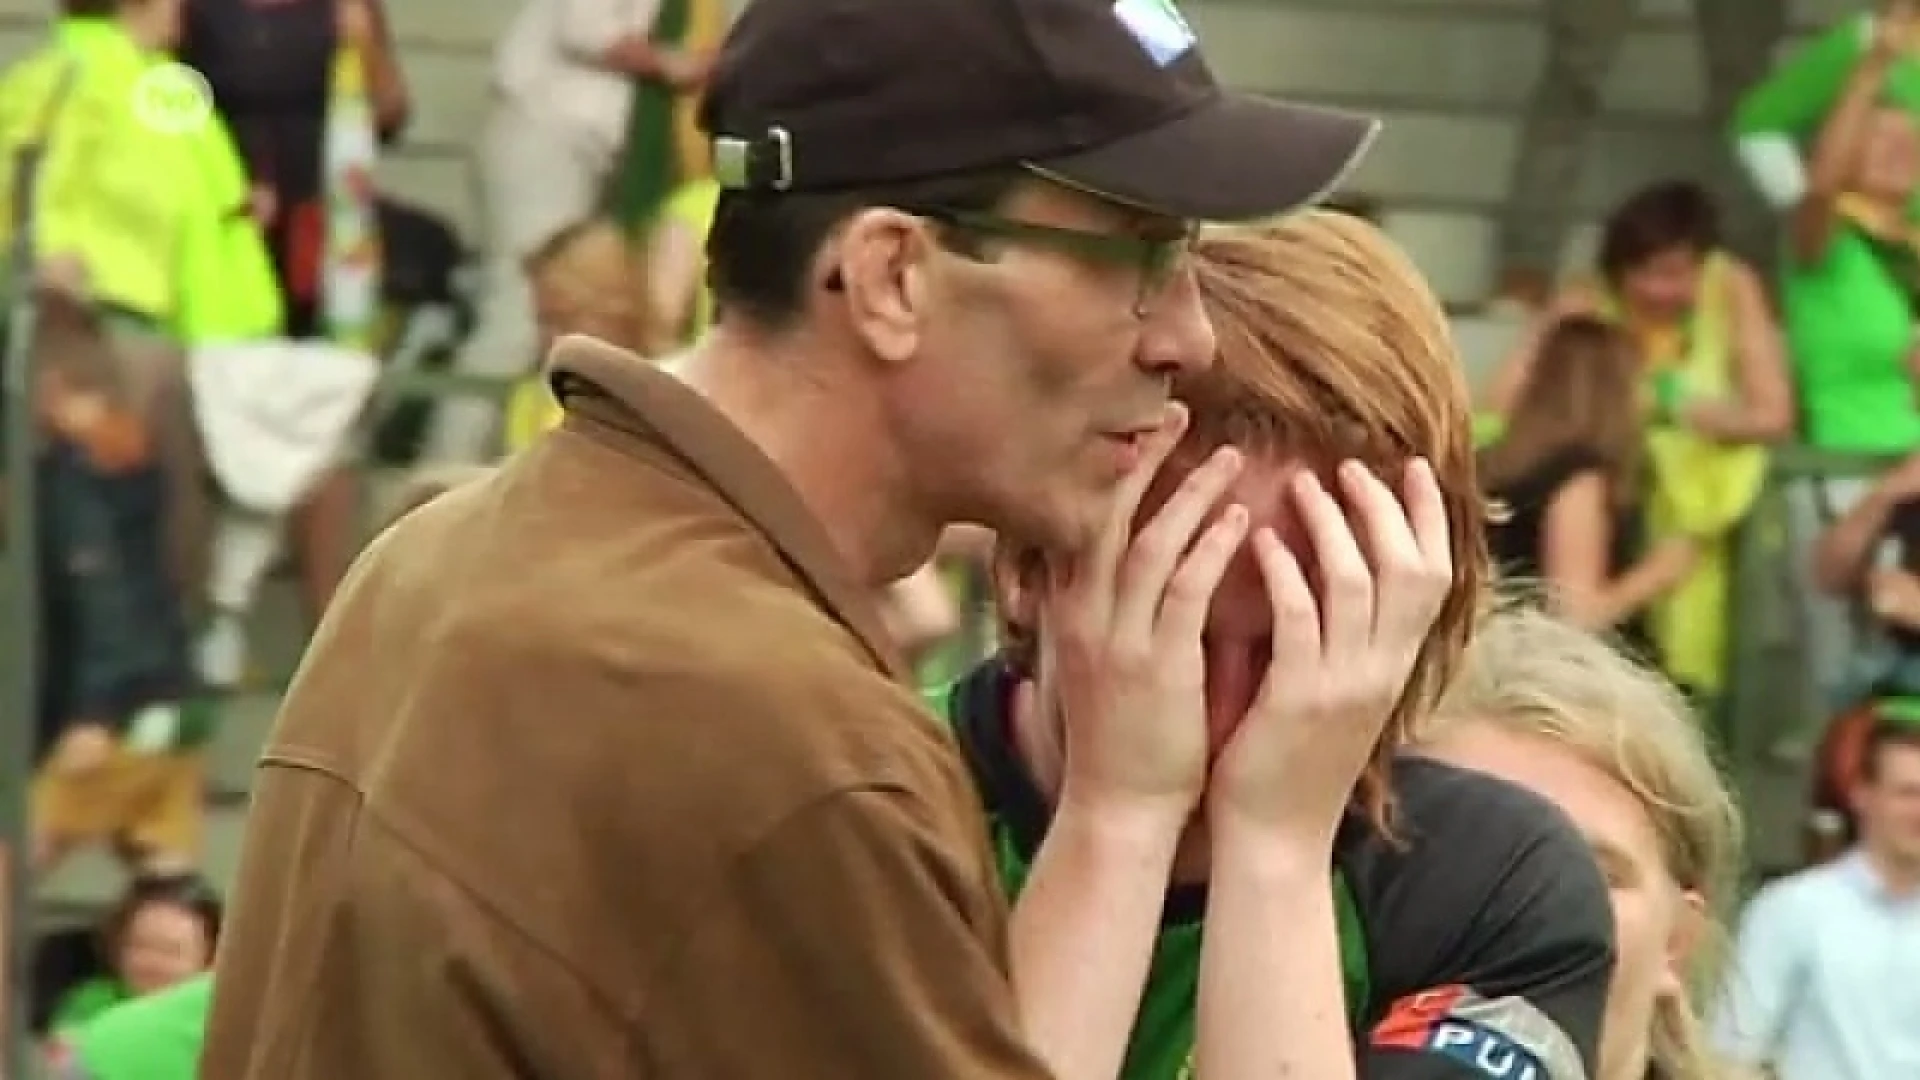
[198,0,1387,1077]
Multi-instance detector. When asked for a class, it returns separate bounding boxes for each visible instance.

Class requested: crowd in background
[3,0,1920,1076]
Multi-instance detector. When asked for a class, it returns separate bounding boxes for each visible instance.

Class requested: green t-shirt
[1735,14,1920,214]
[51,974,211,1080]
[927,684,1370,1080]
[49,976,130,1035]
[1782,225,1920,452]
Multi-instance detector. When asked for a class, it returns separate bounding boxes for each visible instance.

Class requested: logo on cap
[1112,0,1197,68]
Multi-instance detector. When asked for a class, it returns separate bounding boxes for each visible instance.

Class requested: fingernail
[1293,471,1320,497]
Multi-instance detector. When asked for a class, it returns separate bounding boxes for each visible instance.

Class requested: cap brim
[1030,95,1380,223]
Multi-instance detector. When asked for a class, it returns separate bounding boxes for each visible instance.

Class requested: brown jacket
[201,338,1056,1079]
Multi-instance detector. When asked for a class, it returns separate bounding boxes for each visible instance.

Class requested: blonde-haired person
[501,220,656,454]
[1419,603,1742,1080]
[931,211,1615,1079]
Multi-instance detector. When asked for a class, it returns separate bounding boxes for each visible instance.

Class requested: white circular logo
[131,63,214,134]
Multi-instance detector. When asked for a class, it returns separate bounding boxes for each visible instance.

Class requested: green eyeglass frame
[906,206,1197,315]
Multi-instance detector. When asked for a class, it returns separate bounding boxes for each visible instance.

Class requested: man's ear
[832,208,932,367]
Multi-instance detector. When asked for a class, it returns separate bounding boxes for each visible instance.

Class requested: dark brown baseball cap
[700,0,1379,222]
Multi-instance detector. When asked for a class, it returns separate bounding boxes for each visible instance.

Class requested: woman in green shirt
[1778,6,1920,456]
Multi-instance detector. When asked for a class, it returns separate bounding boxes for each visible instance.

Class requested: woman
[1486,181,1792,444]
[1773,10,1920,715]
[1485,182,1792,696]
[1481,315,1699,645]
[1419,604,1742,1080]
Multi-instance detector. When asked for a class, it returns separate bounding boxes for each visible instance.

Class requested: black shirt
[946,657,1615,1079]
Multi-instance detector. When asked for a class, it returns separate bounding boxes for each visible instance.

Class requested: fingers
[1399,458,1452,579]
[1290,470,1372,652]
[1154,503,1250,648]
[1111,445,1243,640]
[1079,403,1190,596]
[1253,526,1320,665]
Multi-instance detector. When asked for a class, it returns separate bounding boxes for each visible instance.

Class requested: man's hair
[1422,600,1740,1080]
[1597,180,1720,285]
[1860,719,1920,785]
[704,170,1018,330]
[996,210,1488,833]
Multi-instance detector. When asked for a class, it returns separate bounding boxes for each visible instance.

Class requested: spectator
[200,0,1386,1073]
[1711,719,1920,1079]
[45,872,222,1035]
[1495,0,1785,307]
[948,213,1610,1077]
[422,0,709,464]
[0,0,280,879]
[603,0,722,234]
[1808,452,1920,854]
[501,218,652,454]
[1481,315,1699,647]
[1760,7,1920,713]
[1420,603,1742,1080]
[1486,181,1791,696]
[43,972,211,1080]
[642,173,720,350]
[1734,1,1920,221]
[178,0,408,619]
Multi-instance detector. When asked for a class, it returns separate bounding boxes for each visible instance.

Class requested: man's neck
[673,328,934,585]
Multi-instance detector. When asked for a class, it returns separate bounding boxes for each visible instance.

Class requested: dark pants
[36,438,192,757]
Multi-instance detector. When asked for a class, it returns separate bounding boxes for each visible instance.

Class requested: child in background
[45,871,221,1036]
[501,220,652,453]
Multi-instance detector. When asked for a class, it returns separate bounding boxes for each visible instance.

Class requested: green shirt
[49,974,210,1080]
[0,20,281,343]
[1735,14,1920,212]
[1781,225,1920,452]
[48,976,130,1035]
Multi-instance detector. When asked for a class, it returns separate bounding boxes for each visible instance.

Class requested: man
[1495,0,1785,306]
[1711,720,1920,1079]
[947,215,1614,1078]
[200,0,1382,1075]
[421,0,712,463]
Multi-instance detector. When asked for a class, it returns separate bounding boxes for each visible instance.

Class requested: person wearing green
[1744,4,1920,709]
[0,0,278,881]
[45,974,211,1080]
[603,0,723,234]
[1735,3,1920,221]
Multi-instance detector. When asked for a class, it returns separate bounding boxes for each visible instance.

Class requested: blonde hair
[525,220,652,353]
[1421,603,1740,1080]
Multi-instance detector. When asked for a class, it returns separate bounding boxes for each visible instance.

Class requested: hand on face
[1206,458,1454,846]
[1035,404,1249,830]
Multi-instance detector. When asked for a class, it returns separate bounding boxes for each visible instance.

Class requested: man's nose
[1136,268,1215,381]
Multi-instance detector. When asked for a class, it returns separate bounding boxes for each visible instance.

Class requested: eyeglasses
[906,206,1197,318]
